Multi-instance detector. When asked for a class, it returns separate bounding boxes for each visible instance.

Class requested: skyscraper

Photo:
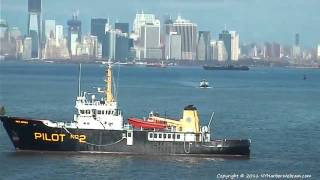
[317,44,320,60]
[67,14,81,56]
[230,31,239,61]
[165,32,181,60]
[91,18,108,58]
[115,22,129,34]
[55,25,63,46]
[197,31,211,61]
[0,19,9,40]
[44,20,56,40]
[219,30,231,63]
[211,40,227,62]
[28,0,42,59]
[140,21,161,59]
[133,12,156,36]
[23,37,32,60]
[91,18,108,42]
[172,16,197,60]
[295,33,300,46]
[292,33,301,58]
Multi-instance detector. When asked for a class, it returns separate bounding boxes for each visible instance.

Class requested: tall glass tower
[28,0,42,59]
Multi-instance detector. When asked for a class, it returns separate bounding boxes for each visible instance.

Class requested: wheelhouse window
[168,134,171,139]
[80,110,84,114]
[176,134,180,139]
[85,110,90,114]
[149,133,153,138]
[154,134,158,138]
[163,134,167,138]
[159,134,162,138]
[97,110,101,114]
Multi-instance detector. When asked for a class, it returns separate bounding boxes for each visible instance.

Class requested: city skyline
[1,0,320,48]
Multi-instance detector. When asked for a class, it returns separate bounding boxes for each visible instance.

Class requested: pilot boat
[0,63,250,156]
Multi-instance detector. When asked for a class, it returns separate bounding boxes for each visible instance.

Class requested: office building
[91,18,108,42]
[197,31,211,60]
[23,37,32,60]
[219,30,231,63]
[91,18,108,58]
[67,14,81,56]
[44,20,55,40]
[165,32,181,60]
[0,19,9,40]
[55,25,63,46]
[292,33,301,58]
[317,45,320,60]
[140,21,161,59]
[28,0,42,59]
[230,31,239,61]
[211,40,227,61]
[115,22,129,34]
[115,33,130,61]
[172,16,197,60]
[133,12,156,36]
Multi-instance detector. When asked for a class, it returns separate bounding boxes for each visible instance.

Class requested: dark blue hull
[203,65,249,71]
[1,116,250,157]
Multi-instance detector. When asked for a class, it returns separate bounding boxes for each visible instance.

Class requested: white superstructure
[42,63,124,130]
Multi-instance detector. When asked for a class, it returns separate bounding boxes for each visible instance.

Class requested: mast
[105,62,114,103]
[78,64,82,96]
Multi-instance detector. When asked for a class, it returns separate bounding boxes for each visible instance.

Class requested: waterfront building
[230,31,239,61]
[44,20,55,41]
[165,32,181,60]
[28,0,42,59]
[172,16,197,60]
[23,37,32,60]
[197,31,211,61]
[67,14,81,56]
[219,30,231,63]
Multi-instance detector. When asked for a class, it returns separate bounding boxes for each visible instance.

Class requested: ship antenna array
[78,64,82,96]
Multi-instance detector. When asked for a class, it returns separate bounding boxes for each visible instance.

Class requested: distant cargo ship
[145,61,166,68]
[203,65,249,71]
[0,63,250,156]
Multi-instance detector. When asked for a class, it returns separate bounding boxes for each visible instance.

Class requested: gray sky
[1,0,320,48]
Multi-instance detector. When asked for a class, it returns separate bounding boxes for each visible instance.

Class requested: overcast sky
[1,0,320,48]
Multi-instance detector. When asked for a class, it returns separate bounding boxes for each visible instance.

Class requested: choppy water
[0,62,319,179]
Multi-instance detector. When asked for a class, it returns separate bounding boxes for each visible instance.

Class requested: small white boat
[200,80,210,88]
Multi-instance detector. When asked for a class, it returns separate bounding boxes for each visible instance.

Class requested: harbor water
[0,62,319,179]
